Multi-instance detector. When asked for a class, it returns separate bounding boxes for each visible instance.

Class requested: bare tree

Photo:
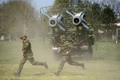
[0,0,38,41]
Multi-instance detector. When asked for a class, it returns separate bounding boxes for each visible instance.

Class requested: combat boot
[13,72,20,77]
[54,72,59,76]
[44,62,48,69]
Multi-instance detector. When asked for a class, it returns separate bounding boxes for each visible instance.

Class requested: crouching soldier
[54,35,85,76]
[14,35,48,77]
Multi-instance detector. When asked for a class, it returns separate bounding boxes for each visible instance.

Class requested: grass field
[0,40,120,80]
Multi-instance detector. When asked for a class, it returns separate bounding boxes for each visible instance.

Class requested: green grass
[0,40,120,80]
[93,41,120,60]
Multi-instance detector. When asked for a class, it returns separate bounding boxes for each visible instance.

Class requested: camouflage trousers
[16,54,45,75]
[56,55,84,75]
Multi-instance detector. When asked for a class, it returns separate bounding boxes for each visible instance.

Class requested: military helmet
[60,35,66,40]
[20,35,27,40]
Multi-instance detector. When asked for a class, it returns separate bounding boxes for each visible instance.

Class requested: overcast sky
[31,0,54,11]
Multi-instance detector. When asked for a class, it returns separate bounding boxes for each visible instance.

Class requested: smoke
[30,40,58,64]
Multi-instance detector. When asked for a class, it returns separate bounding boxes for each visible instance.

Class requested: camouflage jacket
[60,40,73,55]
[22,39,32,54]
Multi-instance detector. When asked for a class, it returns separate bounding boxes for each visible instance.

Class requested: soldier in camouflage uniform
[54,35,85,76]
[14,35,48,77]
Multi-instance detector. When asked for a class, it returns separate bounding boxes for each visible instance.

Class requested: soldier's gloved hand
[65,51,70,55]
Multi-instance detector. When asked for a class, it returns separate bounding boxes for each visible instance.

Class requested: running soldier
[54,35,85,76]
[14,35,48,77]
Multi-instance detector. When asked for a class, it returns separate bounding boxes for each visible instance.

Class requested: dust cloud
[29,39,59,65]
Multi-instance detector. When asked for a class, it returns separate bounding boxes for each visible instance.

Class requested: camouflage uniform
[14,35,48,77]
[54,35,85,76]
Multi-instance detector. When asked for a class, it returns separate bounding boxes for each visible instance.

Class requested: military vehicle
[40,2,95,59]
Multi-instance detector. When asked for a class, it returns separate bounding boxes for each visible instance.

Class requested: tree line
[0,0,119,41]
